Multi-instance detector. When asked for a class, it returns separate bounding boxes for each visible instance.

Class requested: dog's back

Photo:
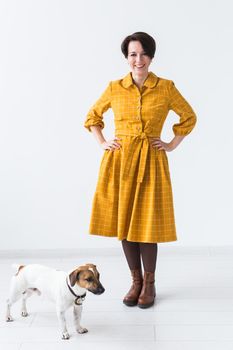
[10,264,64,301]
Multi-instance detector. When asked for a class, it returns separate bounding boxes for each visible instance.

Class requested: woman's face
[127,40,152,76]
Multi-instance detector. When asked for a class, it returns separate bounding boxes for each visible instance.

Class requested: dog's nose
[97,286,105,295]
[88,284,105,295]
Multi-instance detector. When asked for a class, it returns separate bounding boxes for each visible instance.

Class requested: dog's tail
[11,264,25,276]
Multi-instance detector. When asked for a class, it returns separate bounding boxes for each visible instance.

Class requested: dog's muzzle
[88,284,105,295]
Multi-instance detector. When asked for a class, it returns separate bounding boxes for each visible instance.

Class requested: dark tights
[121,239,158,273]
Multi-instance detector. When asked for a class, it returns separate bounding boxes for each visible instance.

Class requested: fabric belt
[115,131,159,183]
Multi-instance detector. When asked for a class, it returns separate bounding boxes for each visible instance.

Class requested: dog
[6,263,105,339]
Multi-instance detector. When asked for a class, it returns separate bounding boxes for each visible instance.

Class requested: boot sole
[137,298,155,309]
[123,300,138,307]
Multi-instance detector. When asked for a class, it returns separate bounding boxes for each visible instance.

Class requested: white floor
[1,246,233,349]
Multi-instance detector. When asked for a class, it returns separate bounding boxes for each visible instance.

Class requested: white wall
[0,0,232,250]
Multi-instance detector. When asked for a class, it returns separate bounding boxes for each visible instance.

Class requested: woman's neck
[131,72,149,89]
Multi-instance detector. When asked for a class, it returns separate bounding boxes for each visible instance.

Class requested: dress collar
[122,71,159,89]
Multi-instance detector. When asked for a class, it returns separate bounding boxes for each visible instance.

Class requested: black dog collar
[66,277,86,305]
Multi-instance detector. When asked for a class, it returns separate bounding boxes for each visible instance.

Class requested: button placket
[134,89,142,123]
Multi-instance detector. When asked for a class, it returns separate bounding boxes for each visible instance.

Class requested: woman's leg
[138,243,158,308]
[121,239,141,269]
[121,239,143,306]
[139,242,158,272]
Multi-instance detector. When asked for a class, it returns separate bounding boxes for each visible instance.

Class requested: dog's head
[69,263,105,295]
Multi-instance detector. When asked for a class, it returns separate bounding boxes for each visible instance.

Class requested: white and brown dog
[6,263,105,339]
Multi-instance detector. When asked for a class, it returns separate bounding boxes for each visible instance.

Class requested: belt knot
[139,132,147,140]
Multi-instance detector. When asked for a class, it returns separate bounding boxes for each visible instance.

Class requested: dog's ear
[69,266,87,286]
[69,270,78,287]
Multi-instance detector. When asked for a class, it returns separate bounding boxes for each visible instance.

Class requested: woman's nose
[136,54,143,62]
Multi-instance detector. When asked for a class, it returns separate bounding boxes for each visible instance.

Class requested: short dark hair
[121,32,156,59]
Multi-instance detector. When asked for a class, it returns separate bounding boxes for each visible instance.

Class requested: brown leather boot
[137,271,156,309]
[123,269,143,306]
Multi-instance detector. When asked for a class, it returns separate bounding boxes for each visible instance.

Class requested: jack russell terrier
[6,263,105,339]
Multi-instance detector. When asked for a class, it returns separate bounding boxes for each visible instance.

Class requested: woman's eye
[129,53,147,57]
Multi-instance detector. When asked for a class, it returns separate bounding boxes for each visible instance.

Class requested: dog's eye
[85,277,93,283]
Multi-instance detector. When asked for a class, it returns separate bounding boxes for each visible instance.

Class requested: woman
[84,32,197,309]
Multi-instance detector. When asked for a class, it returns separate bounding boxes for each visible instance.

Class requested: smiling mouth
[135,65,145,69]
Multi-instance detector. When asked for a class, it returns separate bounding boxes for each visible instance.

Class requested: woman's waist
[115,130,160,139]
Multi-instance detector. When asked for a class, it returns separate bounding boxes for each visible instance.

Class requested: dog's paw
[77,327,88,334]
[21,311,29,317]
[6,316,14,322]
[62,332,70,340]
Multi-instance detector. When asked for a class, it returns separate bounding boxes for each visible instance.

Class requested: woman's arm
[90,125,121,151]
[90,125,106,145]
[151,135,185,152]
[151,80,196,152]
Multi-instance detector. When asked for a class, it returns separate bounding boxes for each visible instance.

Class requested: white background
[0,0,232,250]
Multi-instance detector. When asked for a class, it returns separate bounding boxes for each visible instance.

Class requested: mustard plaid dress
[84,71,197,243]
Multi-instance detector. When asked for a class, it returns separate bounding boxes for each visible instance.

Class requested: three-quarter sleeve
[168,81,197,136]
[84,82,112,132]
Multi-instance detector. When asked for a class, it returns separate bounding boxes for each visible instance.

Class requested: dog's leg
[56,306,69,340]
[6,290,22,322]
[73,304,88,334]
[6,300,13,322]
[6,275,26,322]
[21,288,39,317]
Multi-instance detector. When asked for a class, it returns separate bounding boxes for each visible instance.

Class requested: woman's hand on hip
[101,137,122,151]
[151,138,176,152]
[151,135,186,151]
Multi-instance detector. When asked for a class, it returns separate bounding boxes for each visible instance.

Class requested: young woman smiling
[84,32,197,308]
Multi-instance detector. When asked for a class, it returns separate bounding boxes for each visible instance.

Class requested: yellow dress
[84,71,197,243]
